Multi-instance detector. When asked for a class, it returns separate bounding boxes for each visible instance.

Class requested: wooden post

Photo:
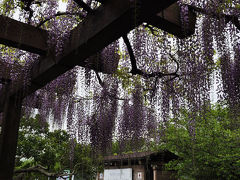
[152,165,157,180]
[0,93,22,180]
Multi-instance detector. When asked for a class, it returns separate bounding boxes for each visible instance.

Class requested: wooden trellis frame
[0,0,196,179]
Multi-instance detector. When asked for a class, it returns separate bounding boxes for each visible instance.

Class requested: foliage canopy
[15,115,100,180]
[161,106,240,180]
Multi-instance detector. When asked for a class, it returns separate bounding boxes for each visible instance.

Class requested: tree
[14,115,98,180]
[161,105,240,180]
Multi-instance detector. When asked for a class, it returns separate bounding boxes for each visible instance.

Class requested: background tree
[159,105,240,180]
[14,115,99,180]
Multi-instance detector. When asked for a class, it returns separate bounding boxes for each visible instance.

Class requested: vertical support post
[152,165,157,180]
[0,93,22,180]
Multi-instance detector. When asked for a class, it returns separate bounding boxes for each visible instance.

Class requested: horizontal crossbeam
[73,0,93,12]
[0,15,48,55]
[149,3,196,38]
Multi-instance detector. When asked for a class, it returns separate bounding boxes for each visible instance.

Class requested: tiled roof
[104,151,160,161]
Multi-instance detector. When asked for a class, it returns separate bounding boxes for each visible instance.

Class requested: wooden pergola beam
[0,15,48,55]
[149,3,196,38]
[0,3,197,57]
[73,0,93,12]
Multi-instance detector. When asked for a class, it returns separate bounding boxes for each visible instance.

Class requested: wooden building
[97,151,178,180]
